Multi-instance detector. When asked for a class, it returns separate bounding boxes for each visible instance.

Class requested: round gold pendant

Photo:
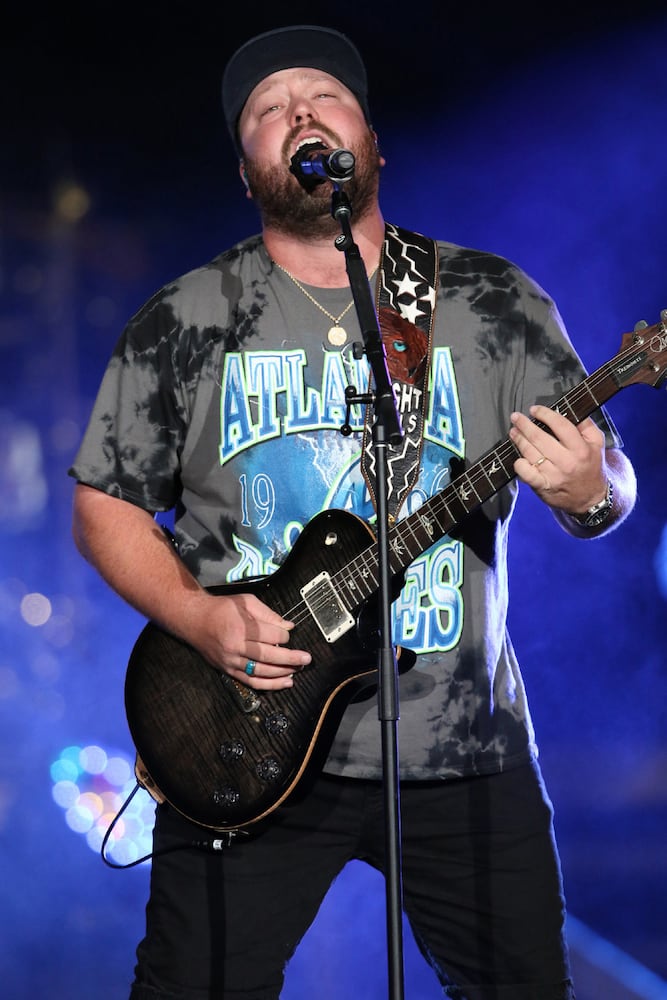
[327,325,347,346]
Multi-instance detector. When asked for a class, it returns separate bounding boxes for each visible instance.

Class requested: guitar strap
[361,222,439,521]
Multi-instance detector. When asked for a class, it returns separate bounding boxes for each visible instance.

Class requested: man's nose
[290,97,317,128]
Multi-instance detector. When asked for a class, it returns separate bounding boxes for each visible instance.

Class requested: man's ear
[372,130,386,168]
[239,160,252,198]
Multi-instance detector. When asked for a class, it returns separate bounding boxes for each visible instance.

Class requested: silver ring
[244,660,256,676]
[532,456,546,467]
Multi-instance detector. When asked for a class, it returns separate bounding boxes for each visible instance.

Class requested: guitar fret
[555,379,600,420]
[434,494,457,532]
[456,476,475,507]
[445,487,472,525]
[480,448,513,489]
[393,522,422,562]
[554,397,575,420]
[344,555,376,599]
[466,470,486,507]
[389,531,413,567]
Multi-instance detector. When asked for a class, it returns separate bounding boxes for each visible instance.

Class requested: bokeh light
[50,745,155,865]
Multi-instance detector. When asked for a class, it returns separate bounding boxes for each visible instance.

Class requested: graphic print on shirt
[218,344,465,656]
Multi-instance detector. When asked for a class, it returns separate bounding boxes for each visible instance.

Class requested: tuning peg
[661,308,667,323]
[634,320,648,331]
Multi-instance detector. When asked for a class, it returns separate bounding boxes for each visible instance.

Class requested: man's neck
[262,207,386,288]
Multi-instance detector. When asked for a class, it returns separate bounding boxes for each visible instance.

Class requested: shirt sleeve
[513,268,624,450]
[69,289,189,512]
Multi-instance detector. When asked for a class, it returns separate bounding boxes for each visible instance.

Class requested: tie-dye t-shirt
[70,229,620,781]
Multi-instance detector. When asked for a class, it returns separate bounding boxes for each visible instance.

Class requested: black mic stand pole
[330,184,406,1000]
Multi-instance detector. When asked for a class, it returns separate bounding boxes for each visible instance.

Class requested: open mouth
[289,136,330,188]
[292,135,329,157]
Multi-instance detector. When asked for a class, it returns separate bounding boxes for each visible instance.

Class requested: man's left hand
[509,405,608,515]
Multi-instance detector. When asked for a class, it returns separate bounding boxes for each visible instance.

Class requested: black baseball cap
[222,25,371,155]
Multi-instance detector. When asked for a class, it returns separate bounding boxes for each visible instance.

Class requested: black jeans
[130,758,575,999]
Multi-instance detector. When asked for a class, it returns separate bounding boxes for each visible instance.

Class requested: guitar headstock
[615,309,667,390]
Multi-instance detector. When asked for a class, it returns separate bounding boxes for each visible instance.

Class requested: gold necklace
[274,261,354,346]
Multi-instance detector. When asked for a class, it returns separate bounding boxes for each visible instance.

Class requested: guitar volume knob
[265,713,289,735]
[256,758,282,782]
[219,740,245,761]
[212,786,240,807]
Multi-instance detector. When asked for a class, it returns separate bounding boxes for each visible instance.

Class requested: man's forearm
[71,483,211,640]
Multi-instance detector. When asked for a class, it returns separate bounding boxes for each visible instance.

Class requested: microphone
[289,147,356,184]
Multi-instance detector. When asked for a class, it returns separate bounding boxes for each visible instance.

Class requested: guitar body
[125,508,388,831]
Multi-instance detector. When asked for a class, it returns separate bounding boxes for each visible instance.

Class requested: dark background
[2,3,667,997]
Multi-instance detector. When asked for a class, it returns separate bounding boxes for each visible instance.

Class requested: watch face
[579,480,614,528]
[583,501,613,527]
[585,509,610,527]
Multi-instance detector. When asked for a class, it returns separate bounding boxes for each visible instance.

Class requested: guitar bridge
[301,571,355,643]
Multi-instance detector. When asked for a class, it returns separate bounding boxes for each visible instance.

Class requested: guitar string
[283,363,610,630]
[283,344,642,628]
[281,337,660,630]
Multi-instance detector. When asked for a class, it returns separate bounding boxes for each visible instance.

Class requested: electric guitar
[125,313,667,831]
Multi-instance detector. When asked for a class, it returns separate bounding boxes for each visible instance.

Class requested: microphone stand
[329,183,406,1000]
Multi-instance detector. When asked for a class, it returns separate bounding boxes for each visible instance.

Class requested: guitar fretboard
[329,330,661,608]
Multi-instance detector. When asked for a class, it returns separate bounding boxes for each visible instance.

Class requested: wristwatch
[572,479,614,528]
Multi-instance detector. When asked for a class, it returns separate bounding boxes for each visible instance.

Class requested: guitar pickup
[301,571,355,643]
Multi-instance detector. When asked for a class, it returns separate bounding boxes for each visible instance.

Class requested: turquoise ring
[245,660,256,676]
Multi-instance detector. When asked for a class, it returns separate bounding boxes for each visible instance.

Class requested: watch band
[572,479,614,528]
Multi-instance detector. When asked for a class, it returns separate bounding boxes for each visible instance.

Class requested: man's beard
[243,127,381,240]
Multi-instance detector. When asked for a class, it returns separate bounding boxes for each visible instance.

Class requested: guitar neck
[392,356,623,564]
[337,333,655,597]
